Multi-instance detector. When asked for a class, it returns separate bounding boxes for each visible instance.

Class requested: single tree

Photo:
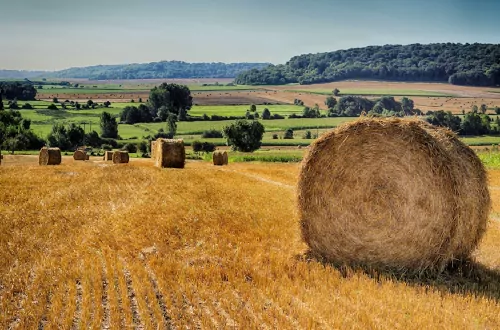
[472,105,479,113]
[262,108,271,119]
[250,104,257,112]
[401,97,414,115]
[167,113,178,136]
[480,104,488,114]
[283,128,294,139]
[495,107,500,115]
[325,96,337,109]
[53,97,58,103]
[100,112,118,139]
[333,88,340,96]
[223,120,265,152]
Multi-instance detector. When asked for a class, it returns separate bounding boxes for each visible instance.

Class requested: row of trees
[235,43,500,86]
[0,82,37,101]
[324,95,418,117]
[427,111,500,135]
[49,61,270,80]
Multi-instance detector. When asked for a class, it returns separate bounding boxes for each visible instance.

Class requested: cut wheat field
[1,157,500,329]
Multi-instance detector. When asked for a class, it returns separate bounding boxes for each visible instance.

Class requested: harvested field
[1,158,500,328]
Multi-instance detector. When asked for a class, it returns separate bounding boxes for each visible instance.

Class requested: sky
[0,0,499,71]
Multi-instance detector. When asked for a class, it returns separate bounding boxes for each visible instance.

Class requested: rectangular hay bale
[154,139,185,168]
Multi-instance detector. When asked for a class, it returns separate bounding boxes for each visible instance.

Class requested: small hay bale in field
[73,150,86,161]
[112,151,129,164]
[154,139,185,168]
[39,147,62,166]
[151,140,157,159]
[103,151,113,161]
[298,118,490,272]
[213,151,224,166]
[222,151,228,165]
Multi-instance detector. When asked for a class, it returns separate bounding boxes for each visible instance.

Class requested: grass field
[1,157,500,328]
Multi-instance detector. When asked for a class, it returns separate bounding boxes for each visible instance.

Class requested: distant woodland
[235,43,500,87]
[47,61,270,80]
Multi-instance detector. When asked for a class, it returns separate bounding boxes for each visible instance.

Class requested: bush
[21,103,33,109]
[201,129,223,138]
[101,144,113,151]
[223,119,265,152]
[303,130,312,139]
[138,141,148,154]
[192,140,216,153]
[47,104,58,110]
[9,101,20,110]
[283,128,294,139]
[122,143,137,153]
[101,138,118,148]
[272,133,279,139]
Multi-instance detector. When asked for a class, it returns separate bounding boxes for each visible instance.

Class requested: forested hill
[46,61,270,80]
[235,43,500,87]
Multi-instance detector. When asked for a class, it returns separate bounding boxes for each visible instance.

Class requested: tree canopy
[223,120,265,152]
[235,43,500,87]
[46,61,270,80]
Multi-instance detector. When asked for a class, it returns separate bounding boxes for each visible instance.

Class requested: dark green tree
[283,128,294,139]
[401,97,414,115]
[167,113,178,136]
[100,112,118,139]
[333,88,340,96]
[223,120,265,152]
[262,108,271,119]
[325,96,337,109]
[148,83,192,117]
[480,104,488,114]
[250,104,257,112]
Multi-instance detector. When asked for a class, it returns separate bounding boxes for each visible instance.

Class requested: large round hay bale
[222,151,228,165]
[154,139,185,168]
[112,151,129,164]
[213,151,224,166]
[298,118,490,271]
[73,150,86,161]
[39,147,62,166]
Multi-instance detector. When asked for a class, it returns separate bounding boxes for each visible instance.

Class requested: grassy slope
[1,159,500,328]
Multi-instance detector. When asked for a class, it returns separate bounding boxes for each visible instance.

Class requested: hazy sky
[1,0,499,70]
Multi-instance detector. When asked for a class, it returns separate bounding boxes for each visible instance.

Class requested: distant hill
[44,61,271,80]
[235,43,500,87]
[0,70,47,79]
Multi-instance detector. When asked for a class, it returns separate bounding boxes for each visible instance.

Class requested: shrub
[21,103,33,109]
[283,128,294,139]
[201,129,223,138]
[192,141,216,153]
[303,130,312,139]
[122,143,138,153]
[272,133,279,139]
[47,104,58,110]
[223,119,265,152]
[101,144,113,151]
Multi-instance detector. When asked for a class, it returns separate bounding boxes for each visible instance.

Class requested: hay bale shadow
[298,251,500,301]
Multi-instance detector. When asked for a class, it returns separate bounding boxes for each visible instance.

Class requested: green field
[189,104,304,117]
[287,89,453,97]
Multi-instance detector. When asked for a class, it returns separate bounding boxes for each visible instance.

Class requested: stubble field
[1,156,500,329]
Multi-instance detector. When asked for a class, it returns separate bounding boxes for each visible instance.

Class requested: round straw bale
[416,121,490,260]
[39,147,62,166]
[112,151,129,164]
[298,118,490,271]
[213,151,224,166]
[73,150,86,161]
[222,151,228,165]
[154,139,185,168]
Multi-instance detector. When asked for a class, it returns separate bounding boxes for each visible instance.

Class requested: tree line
[235,43,500,87]
[47,61,270,80]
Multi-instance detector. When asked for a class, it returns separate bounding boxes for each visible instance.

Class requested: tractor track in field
[71,279,83,330]
[8,267,37,330]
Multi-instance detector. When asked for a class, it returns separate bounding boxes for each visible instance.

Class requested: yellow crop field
[1,156,500,329]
